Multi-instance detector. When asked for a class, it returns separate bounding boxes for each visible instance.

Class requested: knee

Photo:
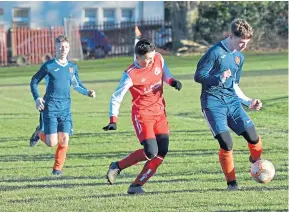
[142,139,158,159]
[156,134,169,157]
[246,136,259,144]
[58,133,69,146]
[215,131,233,151]
[241,126,259,144]
[45,137,58,147]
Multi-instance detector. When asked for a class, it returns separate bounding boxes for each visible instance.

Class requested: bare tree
[170,1,199,51]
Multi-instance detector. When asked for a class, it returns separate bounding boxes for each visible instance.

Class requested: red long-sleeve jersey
[109,52,175,123]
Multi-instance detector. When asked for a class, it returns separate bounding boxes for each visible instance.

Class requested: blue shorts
[202,102,254,137]
[42,110,73,135]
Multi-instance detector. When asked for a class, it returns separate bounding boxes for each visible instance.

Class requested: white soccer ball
[250,159,275,184]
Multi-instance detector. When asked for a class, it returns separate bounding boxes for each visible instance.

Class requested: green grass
[0,52,287,212]
[0,52,287,84]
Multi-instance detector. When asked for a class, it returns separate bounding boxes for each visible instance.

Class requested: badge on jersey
[69,67,73,73]
[235,56,240,65]
[154,67,161,75]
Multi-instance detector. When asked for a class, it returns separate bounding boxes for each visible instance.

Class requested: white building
[0,1,164,29]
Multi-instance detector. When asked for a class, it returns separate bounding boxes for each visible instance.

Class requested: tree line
[166,1,288,49]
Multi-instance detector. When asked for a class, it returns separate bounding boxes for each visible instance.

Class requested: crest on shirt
[69,67,73,73]
[235,56,240,65]
[154,67,161,75]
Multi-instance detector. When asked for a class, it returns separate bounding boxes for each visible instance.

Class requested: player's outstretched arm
[71,66,90,96]
[72,65,95,98]
[161,57,182,91]
[103,72,132,131]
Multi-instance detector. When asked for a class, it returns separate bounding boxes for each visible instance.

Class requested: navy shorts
[202,102,254,137]
[42,110,73,135]
[39,112,73,135]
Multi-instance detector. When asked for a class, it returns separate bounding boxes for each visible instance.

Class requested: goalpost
[64,17,83,61]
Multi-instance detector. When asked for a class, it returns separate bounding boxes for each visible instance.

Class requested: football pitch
[0,52,287,211]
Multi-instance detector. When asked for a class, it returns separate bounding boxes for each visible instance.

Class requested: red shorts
[132,112,169,142]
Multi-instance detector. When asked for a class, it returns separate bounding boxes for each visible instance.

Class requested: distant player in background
[30,35,95,175]
[103,38,182,194]
[194,18,263,190]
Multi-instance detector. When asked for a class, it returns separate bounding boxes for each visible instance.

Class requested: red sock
[248,136,263,161]
[53,144,68,171]
[133,155,163,186]
[219,149,236,182]
[118,149,147,170]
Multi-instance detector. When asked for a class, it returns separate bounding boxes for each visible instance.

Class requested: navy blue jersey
[30,59,89,110]
[194,41,246,108]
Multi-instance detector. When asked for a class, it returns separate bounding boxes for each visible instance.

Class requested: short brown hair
[231,18,253,39]
[55,35,70,43]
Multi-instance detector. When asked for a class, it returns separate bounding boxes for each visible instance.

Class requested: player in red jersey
[103,39,182,194]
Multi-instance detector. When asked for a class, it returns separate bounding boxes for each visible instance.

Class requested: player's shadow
[0,181,110,192]
[0,129,208,143]
[0,136,30,143]
[1,68,287,88]
[167,149,287,157]
[0,170,228,184]
[7,184,288,204]
[215,209,287,212]
[1,173,287,186]
[0,149,237,162]
[264,95,288,102]
[0,147,286,163]
[0,163,106,171]
[1,169,287,190]
[174,111,203,119]
[71,129,209,139]
[0,176,220,192]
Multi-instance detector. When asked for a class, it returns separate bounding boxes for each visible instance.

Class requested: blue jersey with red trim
[30,59,88,111]
[194,41,247,108]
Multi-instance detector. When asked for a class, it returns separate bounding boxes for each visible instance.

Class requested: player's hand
[88,90,96,98]
[35,97,45,111]
[222,69,232,82]
[170,79,182,91]
[103,123,117,131]
[249,99,262,111]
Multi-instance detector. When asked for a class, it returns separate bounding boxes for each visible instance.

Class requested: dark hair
[231,18,253,39]
[135,38,155,56]
[55,34,70,43]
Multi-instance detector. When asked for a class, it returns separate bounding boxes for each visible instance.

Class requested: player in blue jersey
[30,35,95,175]
[29,74,83,147]
[194,19,263,190]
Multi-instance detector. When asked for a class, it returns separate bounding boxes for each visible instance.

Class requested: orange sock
[219,148,236,182]
[53,144,68,171]
[38,131,46,143]
[133,155,163,186]
[248,136,263,161]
